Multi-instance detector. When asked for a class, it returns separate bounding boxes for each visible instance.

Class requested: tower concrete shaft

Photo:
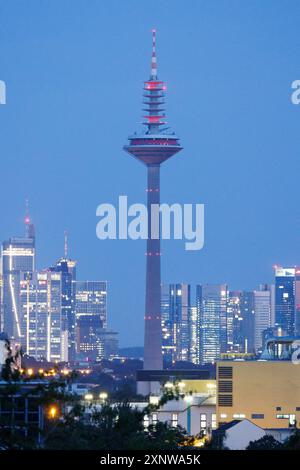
[144,164,162,369]
[124,30,182,370]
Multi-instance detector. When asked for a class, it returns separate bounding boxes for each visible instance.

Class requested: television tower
[124,30,183,370]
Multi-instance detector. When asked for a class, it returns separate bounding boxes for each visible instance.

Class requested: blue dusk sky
[0,0,300,346]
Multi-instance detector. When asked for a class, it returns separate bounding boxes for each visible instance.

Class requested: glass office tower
[2,237,35,341]
[161,283,191,364]
[197,284,227,364]
[275,267,296,336]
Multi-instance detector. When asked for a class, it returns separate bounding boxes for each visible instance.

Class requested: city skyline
[1,1,300,347]
[1,208,296,358]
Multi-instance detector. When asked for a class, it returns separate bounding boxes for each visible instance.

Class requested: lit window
[233,413,246,419]
[171,413,178,428]
[290,414,296,426]
[152,413,158,425]
[220,413,227,419]
[200,413,207,434]
[144,415,150,428]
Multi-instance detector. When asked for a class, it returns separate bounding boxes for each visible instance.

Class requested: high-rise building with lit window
[1,207,35,342]
[161,283,191,364]
[50,257,77,361]
[2,237,35,342]
[254,284,272,353]
[275,267,299,336]
[197,284,227,364]
[75,281,107,359]
[226,290,256,354]
[20,271,64,362]
[226,291,242,353]
[239,291,255,353]
[189,306,199,364]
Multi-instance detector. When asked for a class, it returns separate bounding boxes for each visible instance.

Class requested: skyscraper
[254,285,272,354]
[275,267,298,336]
[189,306,198,364]
[50,249,77,361]
[226,291,242,352]
[161,283,191,364]
[1,208,35,342]
[239,291,255,353]
[124,30,182,370]
[197,284,227,364]
[75,281,107,327]
[75,281,107,359]
[20,271,64,362]
[226,290,256,354]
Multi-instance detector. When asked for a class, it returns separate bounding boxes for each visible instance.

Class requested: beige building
[217,360,300,429]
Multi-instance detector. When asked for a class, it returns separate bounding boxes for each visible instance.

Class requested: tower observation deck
[124,30,183,370]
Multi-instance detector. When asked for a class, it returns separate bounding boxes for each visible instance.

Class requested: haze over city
[1,0,300,346]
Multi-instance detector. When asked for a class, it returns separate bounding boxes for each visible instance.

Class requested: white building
[146,394,216,437]
[80,392,216,437]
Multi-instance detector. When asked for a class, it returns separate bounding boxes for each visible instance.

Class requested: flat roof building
[217,360,300,430]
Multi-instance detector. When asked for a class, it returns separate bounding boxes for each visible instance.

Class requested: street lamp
[84,393,93,401]
[99,392,108,403]
[48,406,58,419]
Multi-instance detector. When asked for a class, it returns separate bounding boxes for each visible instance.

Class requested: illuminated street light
[49,406,58,419]
[27,368,33,376]
[84,393,93,401]
[99,392,108,402]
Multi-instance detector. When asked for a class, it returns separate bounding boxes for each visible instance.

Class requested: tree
[1,337,22,382]
[247,435,282,450]
[283,428,300,449]
[44,401,187,450]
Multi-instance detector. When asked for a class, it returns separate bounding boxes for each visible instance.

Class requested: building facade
[217,360,300,430]
[161,283,191,364]
[254,285,272,354]
[2,237,35,342]
[197,284,227,364]
[20,271,64,362]
[50,258,77,361]
[275,267,299,336]
[75,281,108,360]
